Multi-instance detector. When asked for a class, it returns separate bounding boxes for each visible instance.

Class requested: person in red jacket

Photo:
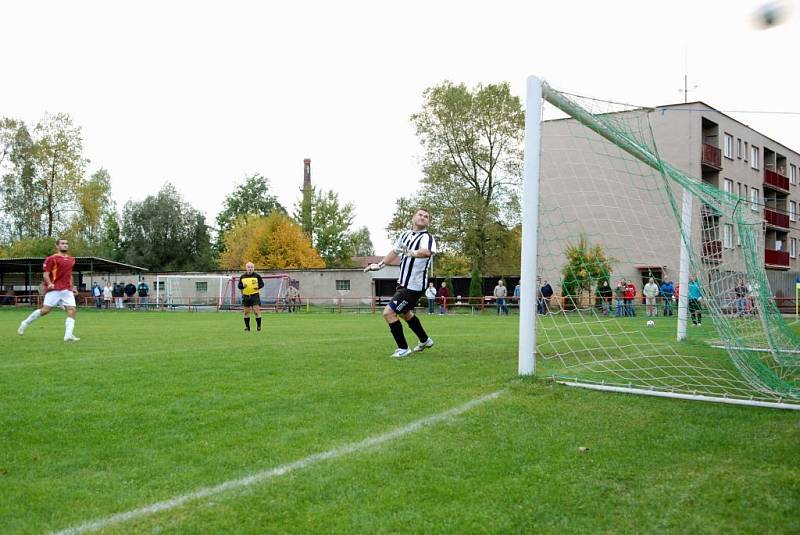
[436,281,450,315]
[624,279,637,317]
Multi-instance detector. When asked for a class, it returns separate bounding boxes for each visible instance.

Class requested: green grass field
[1,308,799,534]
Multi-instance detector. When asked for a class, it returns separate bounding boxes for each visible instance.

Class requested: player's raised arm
[363,249,400,272]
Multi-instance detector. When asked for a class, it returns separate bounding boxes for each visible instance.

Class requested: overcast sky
[1,0,797,251]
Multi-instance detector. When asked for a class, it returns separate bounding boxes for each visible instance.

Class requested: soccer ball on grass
[646,320,655,327]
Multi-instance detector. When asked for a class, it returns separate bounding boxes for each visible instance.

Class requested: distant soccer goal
[518,77,800,409]
[222,274,291,311]
[155,275,232,311]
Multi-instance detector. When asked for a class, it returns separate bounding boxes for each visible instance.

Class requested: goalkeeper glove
[363,261,385,272]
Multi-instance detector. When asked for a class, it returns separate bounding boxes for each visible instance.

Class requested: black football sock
[389,321,408,349]
[256,317,262,329]
[406,315,429,343]
[244,317,251,330]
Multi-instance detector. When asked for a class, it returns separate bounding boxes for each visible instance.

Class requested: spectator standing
[540,280,553,315]
[688,275,703,326]
[286,284,300,313]
[643,277,660,317]
[124,281,137,309]
[103,282,113,309]
[425,282,437,315]
[92,282,102,309]
[660,279,675,316]
[513,283,521,304]
[437,281,449,315]
[598,280,612,316]
[113,282,125,309]
[624,280,636,316]
[493,280,509,316]
[614,280,625,317]
[137,279,150,310]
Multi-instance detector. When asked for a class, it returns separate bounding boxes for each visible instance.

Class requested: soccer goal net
[155,275,232,311]
[520,77,800,409]
[222,274,291,311]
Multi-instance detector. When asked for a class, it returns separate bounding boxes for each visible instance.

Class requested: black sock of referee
[256,316,262,329]
[244,317,250,330]
[389,321,408,349]
[406,315,429,342]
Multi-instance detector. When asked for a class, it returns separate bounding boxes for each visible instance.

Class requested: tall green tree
[347,226,375,257]
[215,174,285,251]
[295,188,357,268]
[120,183,214,271]
[389,81,524,272]
[0,119,42,240]
[31,113,88,237]
[71,168,114,243]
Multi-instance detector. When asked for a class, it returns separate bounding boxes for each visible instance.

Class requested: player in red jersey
[18,238,81,341]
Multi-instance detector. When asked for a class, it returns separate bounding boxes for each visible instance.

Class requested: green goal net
[530,80,799,409]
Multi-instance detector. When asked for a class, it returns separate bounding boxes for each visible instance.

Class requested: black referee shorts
[242,294,261,308]
[389,285,423,314]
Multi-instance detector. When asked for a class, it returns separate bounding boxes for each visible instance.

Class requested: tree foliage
[219,213,324,270]
[433,253,471,278]
[469,267,483,302]
[390,81,524,272]
[215,174,285,251]
[294,187,363,267]
[32,113,88,237]
[347,226,375,257]
[120,183,214,271]
[561,235,614,309]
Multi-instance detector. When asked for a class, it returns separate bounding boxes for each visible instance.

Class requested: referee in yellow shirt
[237,262,264,331]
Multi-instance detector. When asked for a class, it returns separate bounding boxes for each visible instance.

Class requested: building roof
[655,101,800,158]
[0,257,148,275]
[350,256,402,268]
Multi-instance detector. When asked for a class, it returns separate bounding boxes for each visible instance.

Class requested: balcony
[764,169,790,193]
[765,248,790,269]
[701,240,722,263]
[764,208,790,229]
[701,143,722,169]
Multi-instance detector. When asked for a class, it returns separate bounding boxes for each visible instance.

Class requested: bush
[561,235,613,310]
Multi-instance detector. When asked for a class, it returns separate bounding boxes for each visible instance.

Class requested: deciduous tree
[120,183,214,271]
[219,213,324,270]
[390,81,524,272]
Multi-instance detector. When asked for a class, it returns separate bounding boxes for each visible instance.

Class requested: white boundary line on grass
[708,344,800,355]
[52,389,506,535]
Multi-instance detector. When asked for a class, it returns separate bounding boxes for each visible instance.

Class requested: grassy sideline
[1,308,798,534]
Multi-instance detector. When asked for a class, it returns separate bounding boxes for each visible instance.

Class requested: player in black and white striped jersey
[364,208,437,358]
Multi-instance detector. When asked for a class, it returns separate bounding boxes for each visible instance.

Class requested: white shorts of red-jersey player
[43,289,77,308]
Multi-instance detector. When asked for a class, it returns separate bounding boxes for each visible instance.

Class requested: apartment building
[538,101,800,294]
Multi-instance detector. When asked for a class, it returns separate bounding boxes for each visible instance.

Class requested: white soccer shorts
[43,289,77,308]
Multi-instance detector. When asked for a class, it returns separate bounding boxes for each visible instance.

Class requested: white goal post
[518,75,800,410]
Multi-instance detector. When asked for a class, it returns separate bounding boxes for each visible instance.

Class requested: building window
[791,164,797,185]
[723,133,733,159]
[335,279,351,291]
[736,138,742,159]
[157,281,165,292]
[195,281,208,293]
[723,178,734,195]
[792,238,797,259]
[744,142,749,162]
[791,201,797,222]
[751,146,759,170]
[723,224,733,249]
[750,188,759,211]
